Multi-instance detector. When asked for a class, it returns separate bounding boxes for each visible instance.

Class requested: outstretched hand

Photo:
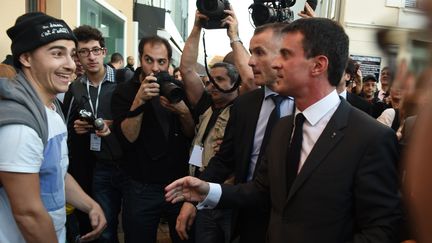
[165,176,210,204]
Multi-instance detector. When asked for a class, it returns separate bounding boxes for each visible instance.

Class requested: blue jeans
[195,209,232,243]
[122,179,191,243]
[92,163,126,243]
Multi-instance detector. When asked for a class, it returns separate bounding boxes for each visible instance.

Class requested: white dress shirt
[377,108,396,127]
[198,89,341,209]
[339,89,347,99]
[377,89,386,101]
[247,86,294,181]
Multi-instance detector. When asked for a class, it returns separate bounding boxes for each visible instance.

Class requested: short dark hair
[254,22,288,36]
[345,58,358,78]
[381,66,392,78]
[281,18,349,86]
[73,25,105,48]
[138,36,172,63]
[173,67,181,74]
[211,62,239,85]
[110,52,123,63]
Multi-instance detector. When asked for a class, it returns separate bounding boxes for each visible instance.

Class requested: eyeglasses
[77,47,106,57]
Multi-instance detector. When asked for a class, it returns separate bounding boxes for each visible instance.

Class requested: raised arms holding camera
[119,72,161,142]
[118,38,194,143]
[179,11,208,107]
[222,6,257,93]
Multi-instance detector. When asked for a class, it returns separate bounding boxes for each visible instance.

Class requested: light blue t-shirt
[0,107,68,242]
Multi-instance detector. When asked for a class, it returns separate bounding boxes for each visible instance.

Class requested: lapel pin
[331,132,336,138]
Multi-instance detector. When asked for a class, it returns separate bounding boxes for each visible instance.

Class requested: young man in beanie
[0,12,106,243]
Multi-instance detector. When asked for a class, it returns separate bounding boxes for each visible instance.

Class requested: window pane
[80,0,125,63]
[166,0,188,40]
[405,0,418,8]
[27,0,37,12]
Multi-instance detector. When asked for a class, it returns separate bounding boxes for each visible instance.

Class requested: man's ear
[344,73,351,81]
[19,52,32,68]
[311,55,328,77]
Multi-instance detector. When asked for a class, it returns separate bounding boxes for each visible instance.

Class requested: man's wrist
[230,37,243,45]
[127,103,146,118]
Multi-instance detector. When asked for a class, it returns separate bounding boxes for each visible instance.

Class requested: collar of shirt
[295,89,341,126]
[378,89,386,100]
[79,64,115,86]
[339,89,347,99]
[264,85,278,99]
[263,85,294,101]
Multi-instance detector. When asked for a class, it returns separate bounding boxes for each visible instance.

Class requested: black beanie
[6,12,77,68]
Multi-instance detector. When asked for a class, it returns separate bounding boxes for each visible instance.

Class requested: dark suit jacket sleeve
[352,127,402,243]
[218,150,271,210]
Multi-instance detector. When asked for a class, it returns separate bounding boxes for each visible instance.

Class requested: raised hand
[298,2,316,19]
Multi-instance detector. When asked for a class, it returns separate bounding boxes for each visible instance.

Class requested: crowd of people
[0,2,432,243]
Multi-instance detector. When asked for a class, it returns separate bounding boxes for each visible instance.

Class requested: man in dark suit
[166,18,402,243]
[175,21,294,243]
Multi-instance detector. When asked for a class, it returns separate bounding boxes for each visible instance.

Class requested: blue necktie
[255,95,285,177]
[262,95,284,149]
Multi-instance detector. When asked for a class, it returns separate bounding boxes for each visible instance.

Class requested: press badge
[188,144,203,167]
[90,133,101,151]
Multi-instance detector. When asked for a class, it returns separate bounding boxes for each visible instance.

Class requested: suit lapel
[281,115,295,194]
[286,99,350,202]
[245,89,265,164]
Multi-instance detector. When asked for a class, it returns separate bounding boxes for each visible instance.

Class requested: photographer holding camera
[176,8,243,243]
[111,36,194,243]
[62,25,124,242]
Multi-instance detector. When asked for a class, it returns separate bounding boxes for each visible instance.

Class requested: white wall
[341,0,427,67]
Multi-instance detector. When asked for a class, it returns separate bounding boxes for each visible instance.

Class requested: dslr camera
[196,0,230,29]
[79,109,105,131]
[153,71,185,104]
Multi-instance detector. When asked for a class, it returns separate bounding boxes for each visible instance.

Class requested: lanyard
[86,79,103,118]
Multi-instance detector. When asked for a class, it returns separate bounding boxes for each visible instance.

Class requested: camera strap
[202,31,241,94]
[86,79,103,118]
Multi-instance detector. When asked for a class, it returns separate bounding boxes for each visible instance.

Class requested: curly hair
[73,25,105,47]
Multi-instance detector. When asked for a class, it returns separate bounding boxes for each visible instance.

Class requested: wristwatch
[230,37,243,45]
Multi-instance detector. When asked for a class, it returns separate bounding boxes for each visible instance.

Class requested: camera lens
[94,118,105,131]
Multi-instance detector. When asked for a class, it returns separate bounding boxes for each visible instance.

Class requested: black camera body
[197,0,230,29]
[154,71,185,104]
[79,109,105,131]
[249,0,296,27]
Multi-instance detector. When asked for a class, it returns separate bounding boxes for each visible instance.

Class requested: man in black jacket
[63,25,123,243]
[176,21,294,243]
[111,36,194,243]
[166,18,402,243]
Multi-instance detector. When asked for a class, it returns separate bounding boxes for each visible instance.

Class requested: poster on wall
[350,55,382,80]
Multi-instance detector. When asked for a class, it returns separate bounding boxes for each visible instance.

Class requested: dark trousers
[122,179,192,243]
[92,163,126,243]
[195,209,232,243]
